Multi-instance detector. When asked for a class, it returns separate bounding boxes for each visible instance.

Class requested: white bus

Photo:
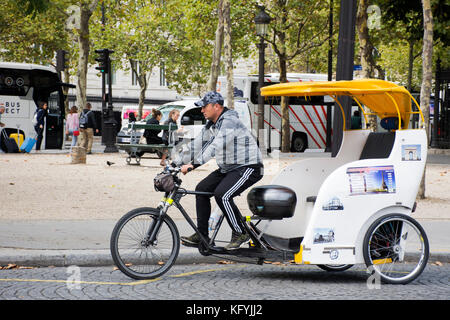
[217,73,333,152]
[0,62,73,151]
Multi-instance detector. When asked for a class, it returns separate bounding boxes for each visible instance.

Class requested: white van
[116,98,252,145]
[176,98,252,139]
[217,73,332,152]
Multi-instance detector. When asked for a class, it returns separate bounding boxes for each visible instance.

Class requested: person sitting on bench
[143,109,167,166]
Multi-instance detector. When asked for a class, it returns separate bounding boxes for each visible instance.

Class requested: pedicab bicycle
[110,79,429,284]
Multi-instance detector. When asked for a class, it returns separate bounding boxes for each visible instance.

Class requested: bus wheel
[291,133,307,152]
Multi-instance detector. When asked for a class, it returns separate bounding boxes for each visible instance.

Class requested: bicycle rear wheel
[110,207,180,280]
[363,214,429,284]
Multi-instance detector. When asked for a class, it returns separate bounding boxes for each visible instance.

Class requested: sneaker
[180,233,201,246]
[225,232,250,250]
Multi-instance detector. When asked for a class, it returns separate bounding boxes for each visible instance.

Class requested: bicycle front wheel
[363,214,429,284]
[110,207,180,280]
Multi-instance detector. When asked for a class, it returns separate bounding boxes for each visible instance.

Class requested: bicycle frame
[150,175,218,249]
[145,165,300,264]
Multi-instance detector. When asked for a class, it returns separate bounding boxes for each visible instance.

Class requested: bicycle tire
[110,207,180,280]
[363,214,429,284]
[317,264,353,272]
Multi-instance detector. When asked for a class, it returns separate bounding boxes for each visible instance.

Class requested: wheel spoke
[364,215,429,284]
[111,208,179,280]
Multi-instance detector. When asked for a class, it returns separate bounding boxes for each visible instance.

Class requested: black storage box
[247,185,297,220]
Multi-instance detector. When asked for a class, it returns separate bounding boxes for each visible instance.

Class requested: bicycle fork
[143,194,174,246]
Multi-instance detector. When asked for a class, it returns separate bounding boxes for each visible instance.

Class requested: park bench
[116,123,178,165]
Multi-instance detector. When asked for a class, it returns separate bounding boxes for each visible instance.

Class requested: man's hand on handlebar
[180,164,194,175]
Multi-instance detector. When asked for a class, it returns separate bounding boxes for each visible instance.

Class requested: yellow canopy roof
[260,79,421,129]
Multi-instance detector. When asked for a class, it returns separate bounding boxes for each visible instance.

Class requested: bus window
[0,69,31,96]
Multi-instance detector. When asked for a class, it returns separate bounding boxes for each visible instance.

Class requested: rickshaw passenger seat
[359,132,396,160]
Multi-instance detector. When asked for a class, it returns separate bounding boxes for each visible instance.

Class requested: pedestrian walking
[0,106,5,128]
[78,102,98,154]
[66,106,80,149]
[34,101,48,151]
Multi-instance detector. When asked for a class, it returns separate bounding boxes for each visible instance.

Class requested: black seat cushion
[359,132,396,160]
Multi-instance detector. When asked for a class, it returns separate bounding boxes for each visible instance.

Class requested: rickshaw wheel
[363,214,429,285]
[317,264,353,272]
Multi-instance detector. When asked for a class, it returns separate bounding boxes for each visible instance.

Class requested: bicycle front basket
[154,172,175,192]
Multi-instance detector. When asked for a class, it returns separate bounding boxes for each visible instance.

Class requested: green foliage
[1,0,447,95]
[16,0,50,17]
[263,0,336,75]
[377,40,423,90]
[0,0,68,65]
[90,0,257,94]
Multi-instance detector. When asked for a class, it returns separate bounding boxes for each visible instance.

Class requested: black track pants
[195,165,263,236]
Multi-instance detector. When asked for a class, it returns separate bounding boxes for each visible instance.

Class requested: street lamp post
[254,5,271,155]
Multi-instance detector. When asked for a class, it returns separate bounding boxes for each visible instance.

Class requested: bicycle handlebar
[164,162,193,175]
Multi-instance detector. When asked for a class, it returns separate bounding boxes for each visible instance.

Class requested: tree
[65,0,99,110]
[264,0,331,152]
[207,0,224,92]
[91,0,174,119]
[356,1,385,80]
[165,0,255,98]
[379,0,424,92]
[207,0,253,109]
[418,0,433,199]
[356,0,383,131]
[0,0,68,65]
[223,0,235,109]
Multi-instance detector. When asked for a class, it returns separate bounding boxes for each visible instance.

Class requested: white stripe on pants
[221,168,254,234]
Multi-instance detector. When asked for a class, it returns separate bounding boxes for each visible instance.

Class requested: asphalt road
[0,262,448,301]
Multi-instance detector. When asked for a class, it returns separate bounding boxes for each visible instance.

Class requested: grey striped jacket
[182,108,262,173]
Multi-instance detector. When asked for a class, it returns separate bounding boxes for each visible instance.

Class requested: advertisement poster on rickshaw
[347,165,396,195]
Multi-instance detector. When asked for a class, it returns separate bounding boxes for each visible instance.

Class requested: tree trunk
[207,0,224,92]
[76,9,90,109]
[418,0,433,199]
[130,59,148,121]
[279,57,290,152]
[223,0,234,109]
[138,73,148,120]
[356,0,374,78]
[356,0,377,131]
[407,38,415,92]
[75,1,98,110]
